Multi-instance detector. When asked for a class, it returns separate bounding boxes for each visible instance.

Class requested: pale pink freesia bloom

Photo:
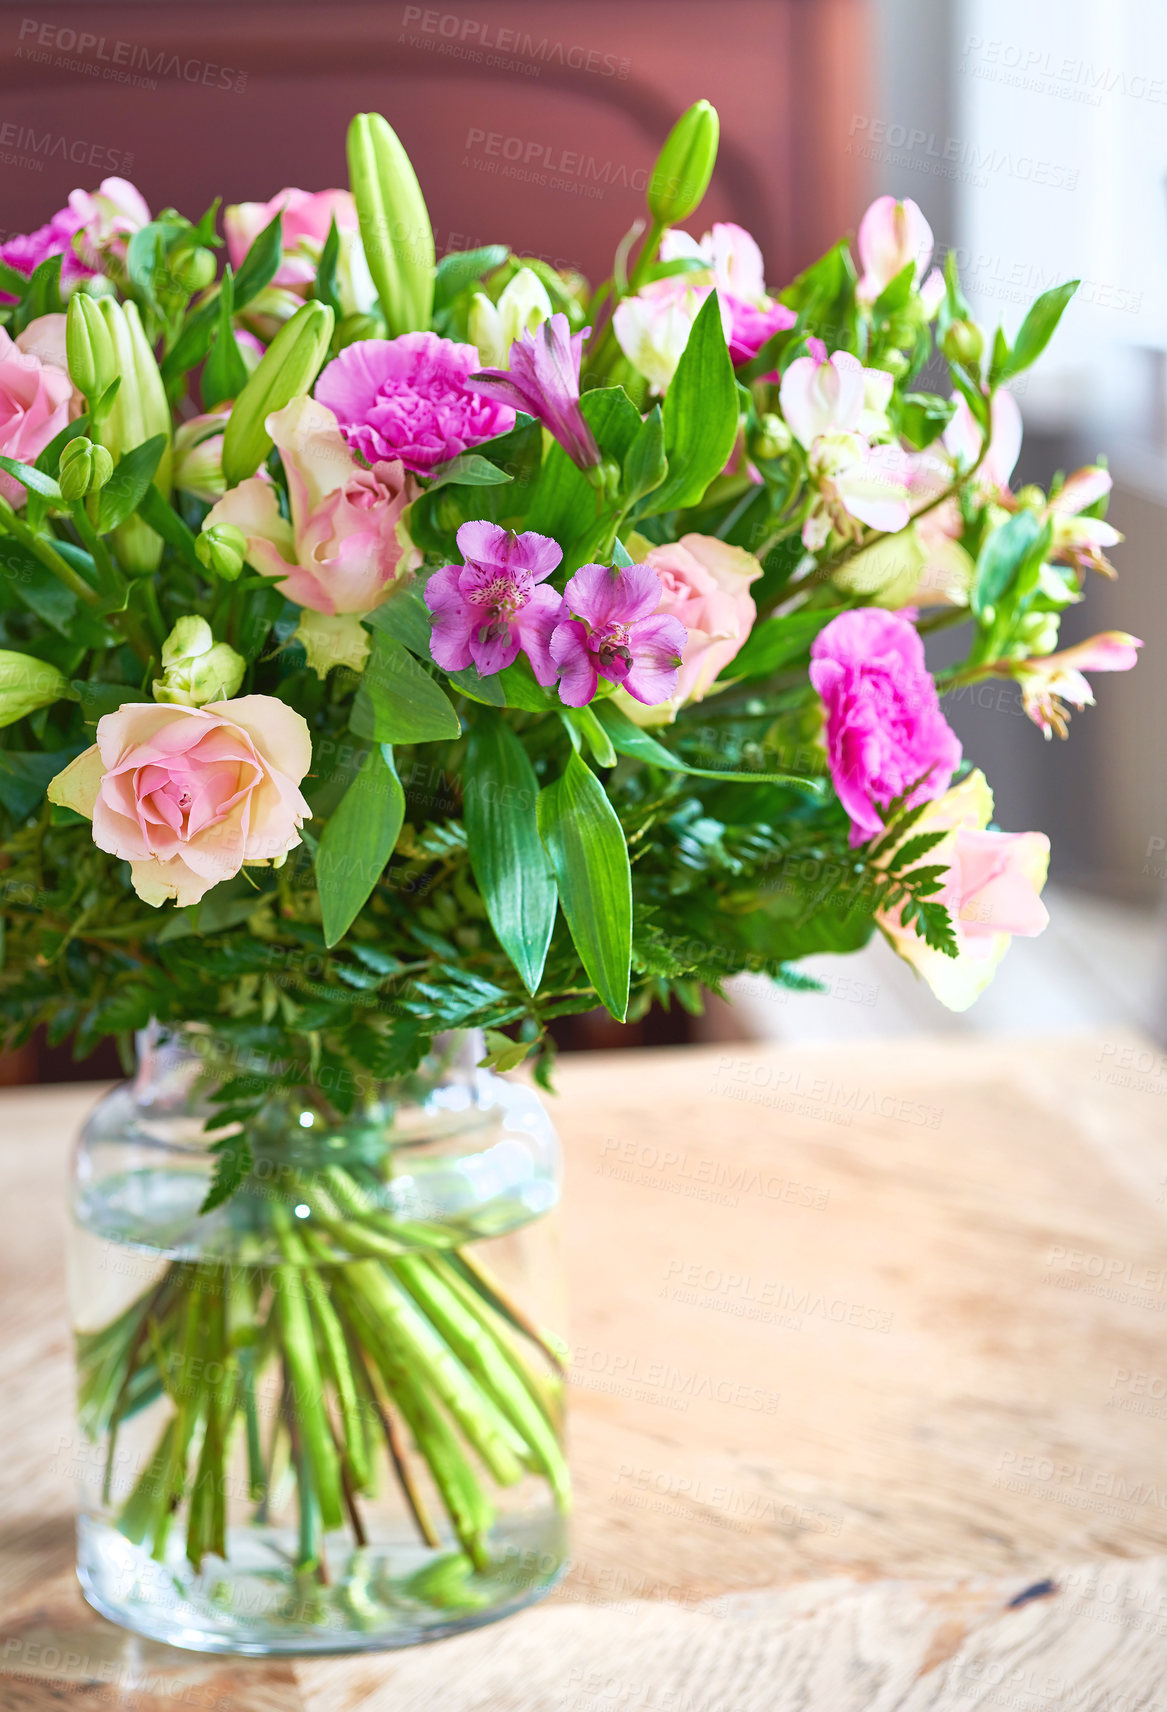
[1009,631,1142,738]
[47,697,312,908]
[802,432,912,549]
[0,324,73,505]
[856,195,943,314]
[612,276,733,394]
[779,340,893,449]
[205,395,418,617]
[943,387,1023,493]
[68,178,151,265]
[641,534,762,704]
[1047,465,1122,576]
[878,769,1050,1010]
[550,563,688,707]
[659,223,796,364]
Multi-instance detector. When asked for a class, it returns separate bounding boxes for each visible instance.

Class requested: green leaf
[498,653,555,711]
[622,405,666,507]
[350,629,461,744]
[426,453,515,493]
[0,536,77,633]
[537,751,631,1019]
[0,259,32,297]
[162,297,219,382]
[596,701,822,791]
[728,606,846,680]
[316,743,405,946]
[200,1132,253,1214]
[972,510,1048,618]
[0,748,79,821]
[643,291,738,515]
[313,217,341,316]
[897,392,956,451]
[447,665,506,706]
[1001,280,1079,380]
[872,260,916,318]
[232,210,283,308]
[0,456,62,502]
[137,485,202,567]
[366,584,434,656]
[12,254,62,334]
[434,245,509,311]
[202,266,249,409]
[465,712,556,993]
[96,435,167,532]
[563,705,616,766]
[71,680,142,722]
[527,387,641,557]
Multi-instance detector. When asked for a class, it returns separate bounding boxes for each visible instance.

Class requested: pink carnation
[315,333,516,476]
[809,608,961,845]
[0,323,74,506]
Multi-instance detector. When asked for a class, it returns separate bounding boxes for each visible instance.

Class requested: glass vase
[66,1026,569,1655]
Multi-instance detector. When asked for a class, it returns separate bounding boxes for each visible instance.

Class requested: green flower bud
[169,243,217,295]
[58,436,114,502]
[221,299,335,487]
[1014,484,1046,512]
[942,318,984,369]
[153,616,246,707]
[752,414,792,460]
[0,649,69,729]
[95,299,173,575]
[66,292,116,400]
[646,100,719,225]
[347,111,435,335]
[196,521,247,581]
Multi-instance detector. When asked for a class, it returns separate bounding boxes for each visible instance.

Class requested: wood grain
[3,1030,1167,1708]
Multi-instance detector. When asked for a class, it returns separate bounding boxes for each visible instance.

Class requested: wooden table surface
[4,1029,1167,1710]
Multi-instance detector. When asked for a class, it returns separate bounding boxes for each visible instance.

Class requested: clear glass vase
[67,1026,569,1655]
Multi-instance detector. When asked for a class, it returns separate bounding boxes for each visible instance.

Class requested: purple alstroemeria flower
[468,312,601,471]
[425,520,565,682]
[550,563,687,707]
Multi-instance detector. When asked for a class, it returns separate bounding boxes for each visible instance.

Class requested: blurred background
[0,0,1162,1077]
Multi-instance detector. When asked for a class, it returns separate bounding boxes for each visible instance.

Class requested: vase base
[76,1512,568,1656]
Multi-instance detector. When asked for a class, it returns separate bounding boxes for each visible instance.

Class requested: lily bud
[646,100,719,225]
[347,111,435,335]
[221,299,335,486]
[66,293,116,401]
[153,616,246,707]
[752,414,792,460]
[95,299,173,574]
[0,649,69,729]
[943,318,984,369]
[196,521,247,581]
[468,268,554,368]
[58,436,114,502]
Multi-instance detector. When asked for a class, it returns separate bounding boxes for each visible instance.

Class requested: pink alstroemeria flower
[0,204,95,302]
[1007,631,1142,738]
[778,339,894,450]
[943,387,1023,494]
[802,433,912,550]
[856,195,944,314]
[878,770,1049,1011]
[550,563,687,707]
[1047,466,1122,576]
[425,521,565,682]
[611,276,733,394]
[469,313,600,469]
[659,222,796,364]
[68,178,151,266]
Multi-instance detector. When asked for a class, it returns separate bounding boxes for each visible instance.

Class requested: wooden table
[4,1030,1167,1710]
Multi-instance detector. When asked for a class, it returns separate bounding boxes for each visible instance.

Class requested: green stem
[0,493,102,605]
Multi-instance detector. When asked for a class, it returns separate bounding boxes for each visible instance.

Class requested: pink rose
[642,534,761,704]
[878,770,1049,1010]
[0,323,74,506]
[47,697,312,908]
[205,395,418,615]
[316,332,515,475]
[809,608,961,845]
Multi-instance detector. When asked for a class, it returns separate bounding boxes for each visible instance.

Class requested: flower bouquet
[0,103,1138,1652]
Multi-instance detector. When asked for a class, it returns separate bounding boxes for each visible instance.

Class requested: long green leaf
[465,713,556,993]
[232,210,283,308]
[316,744,405,947]
[350,629,461,744]
[971,510,1047,618]
[537,752,631,1019]
[1001,280,1079,380]
[728,606,846,680]
[643,290,739,514]
[596,701,822,791]
[97,435,167,532]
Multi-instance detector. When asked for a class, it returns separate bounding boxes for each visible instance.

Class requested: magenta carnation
[0,206,95,303]
[315,332,516,476]
[809,608,961,846]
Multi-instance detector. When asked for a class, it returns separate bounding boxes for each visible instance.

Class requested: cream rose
[643,533,762,704]
[48,696,312,907]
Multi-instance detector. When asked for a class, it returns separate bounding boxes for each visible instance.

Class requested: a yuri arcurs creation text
[0,106,1139,1649]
